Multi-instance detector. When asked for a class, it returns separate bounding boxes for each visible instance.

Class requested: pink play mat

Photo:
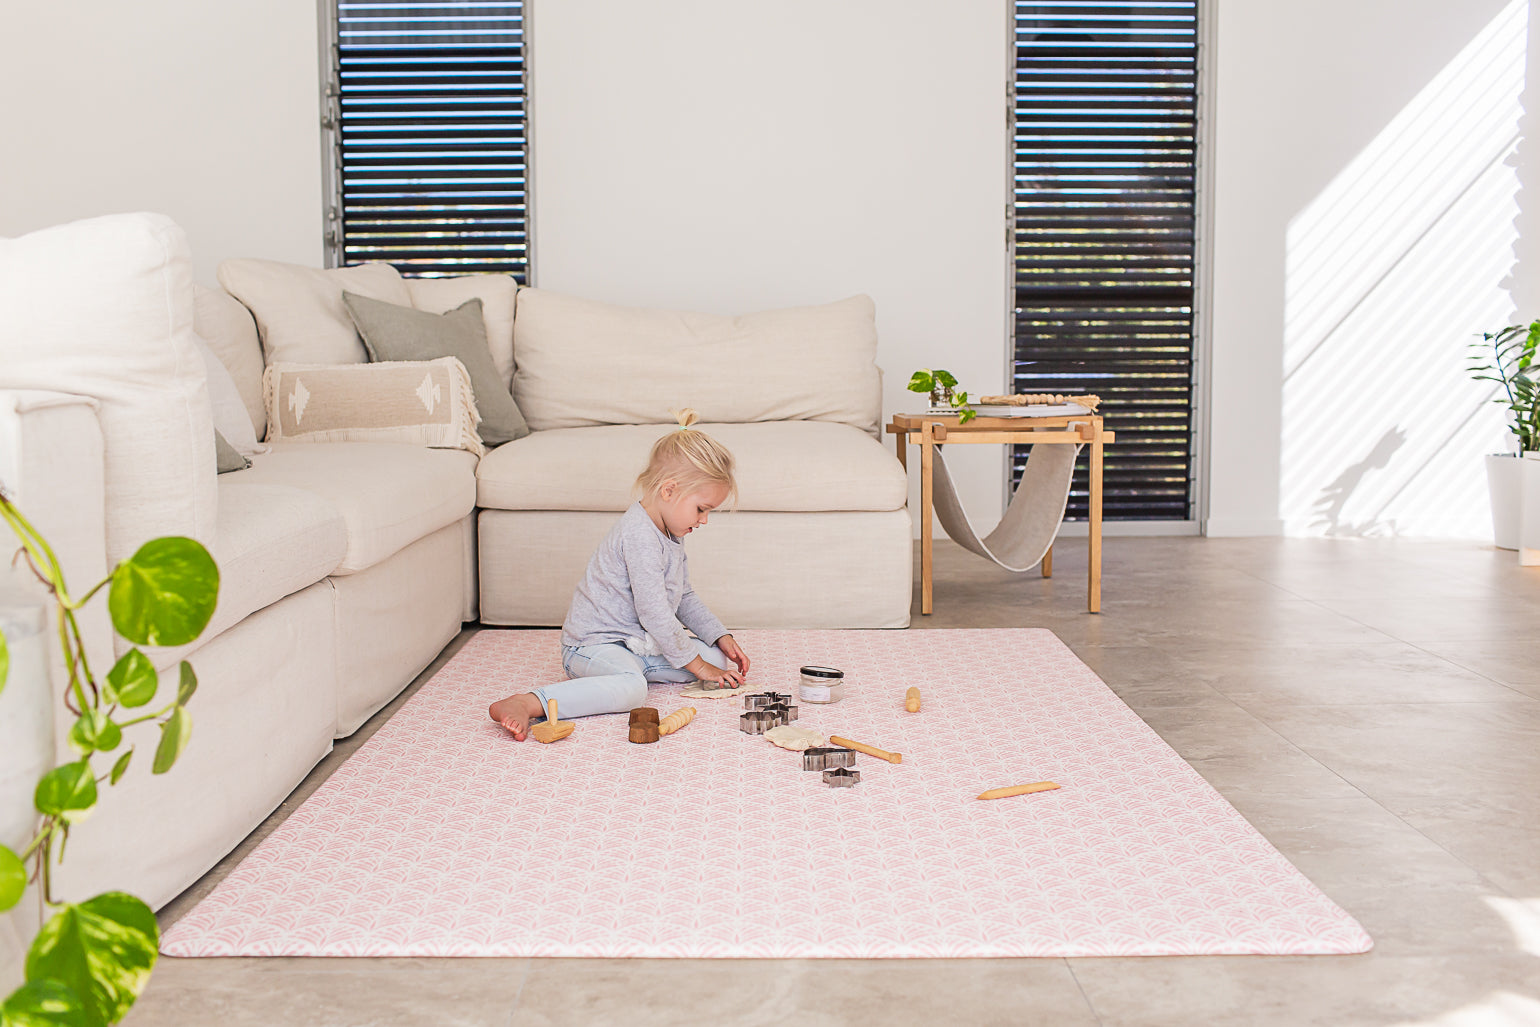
[161,629,1372,959]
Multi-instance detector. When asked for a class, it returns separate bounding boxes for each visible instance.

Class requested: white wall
[0,0,324,285]
[530,0,1012,526]
[1207,0,1527,538]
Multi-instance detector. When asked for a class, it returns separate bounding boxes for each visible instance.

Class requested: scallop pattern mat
[160,629,1373,958]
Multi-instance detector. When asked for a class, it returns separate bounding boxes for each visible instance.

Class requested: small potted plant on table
[1469,322,1538,549]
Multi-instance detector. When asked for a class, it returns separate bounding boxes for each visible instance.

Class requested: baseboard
[1203,517,1285,537]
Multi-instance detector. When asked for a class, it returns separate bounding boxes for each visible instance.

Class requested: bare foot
[488,693,544,741]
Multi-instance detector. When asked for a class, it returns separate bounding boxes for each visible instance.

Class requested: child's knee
[619,674,650,709]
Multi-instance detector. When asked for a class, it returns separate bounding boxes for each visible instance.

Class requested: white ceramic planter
[0,591,53,993]
[1521,452,1540,567]
[1486,453,1523,550]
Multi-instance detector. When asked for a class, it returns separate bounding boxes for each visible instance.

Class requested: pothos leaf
[0,978,97,1027]
[34,761,98,824]
[67,710,122,755]
[104,649,157,708]
[109,749,133,786]
[176,661,197,706]
[24,892,158,1027]
[0,843,25,913]
[107,537,219,647]
[152,707,192,775]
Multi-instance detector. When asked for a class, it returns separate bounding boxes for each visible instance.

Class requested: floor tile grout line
[503,958,532,1025]
[1400,638,1537,703]
[1063,958,1107,1027]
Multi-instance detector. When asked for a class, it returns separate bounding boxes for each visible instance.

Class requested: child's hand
[687,655,744,689]
[717,634,751,678]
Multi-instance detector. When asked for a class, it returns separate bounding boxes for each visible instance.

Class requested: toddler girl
[488,409,751,739]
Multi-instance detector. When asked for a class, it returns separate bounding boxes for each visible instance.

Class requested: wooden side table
[886,412,1115,614]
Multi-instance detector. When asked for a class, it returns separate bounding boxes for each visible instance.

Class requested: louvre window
[327,1,529,279]
[1011,1,1198,520]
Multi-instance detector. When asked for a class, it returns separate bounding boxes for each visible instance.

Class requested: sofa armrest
[0,389,115,687]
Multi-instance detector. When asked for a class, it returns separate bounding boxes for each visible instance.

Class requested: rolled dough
[764,725,826,751]
[680,681,751,700]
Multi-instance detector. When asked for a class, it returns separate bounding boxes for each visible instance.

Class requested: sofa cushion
[193,285,266,439]
[510,289,882,435]
[476,421,907,513]
[0,213,217,563]
[236,442,478,574]
[217,259,410,367]
[202,480,348,638]
[341,292,529,445]
[405,274,517,389]
[197,334,261,458]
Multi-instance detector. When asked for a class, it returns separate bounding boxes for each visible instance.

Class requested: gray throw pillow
[215,429,250,473]
[341,291,530,446]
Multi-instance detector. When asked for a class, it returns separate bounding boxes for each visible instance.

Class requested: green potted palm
[1469,322,1539,549]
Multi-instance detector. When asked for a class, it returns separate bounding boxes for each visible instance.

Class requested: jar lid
[800,665,844,679]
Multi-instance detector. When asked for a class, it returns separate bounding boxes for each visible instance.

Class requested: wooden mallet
[531,699,574,744]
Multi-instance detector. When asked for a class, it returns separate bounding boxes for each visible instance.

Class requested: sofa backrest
[193,285,266,439]
[405,275,517,389]
[0,213,217,562]
[511,289,883,435]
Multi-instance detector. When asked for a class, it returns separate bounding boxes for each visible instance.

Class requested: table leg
[920,423,934,616]
[1042,544,1052,578]
[895,429,907,471]
[1088,421,1103,613]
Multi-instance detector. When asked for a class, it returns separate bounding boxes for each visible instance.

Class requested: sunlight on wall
[1281,0,1528,538]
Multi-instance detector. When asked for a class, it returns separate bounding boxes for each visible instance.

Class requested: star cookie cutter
[823,767,861,787]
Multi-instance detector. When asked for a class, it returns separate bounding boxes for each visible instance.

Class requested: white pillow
[217,259,410,366]
[196,334,262,458]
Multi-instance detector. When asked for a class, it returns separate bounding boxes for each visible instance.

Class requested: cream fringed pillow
[262,357,485,457]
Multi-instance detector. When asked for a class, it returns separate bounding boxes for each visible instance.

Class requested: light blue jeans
[531,639,729,720]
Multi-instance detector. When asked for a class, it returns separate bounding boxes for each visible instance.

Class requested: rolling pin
[828,735,902,765]
[977,781,1060,800]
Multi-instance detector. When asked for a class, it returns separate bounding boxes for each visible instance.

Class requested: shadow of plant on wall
[1310,426,1409,536]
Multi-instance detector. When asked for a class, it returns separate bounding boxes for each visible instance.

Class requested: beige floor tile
[1255,702,1540,820]
[1068,953,1540,1027]
[122,956,526,1027]
[508,957,1099,1027]
[1415,639,1540,699]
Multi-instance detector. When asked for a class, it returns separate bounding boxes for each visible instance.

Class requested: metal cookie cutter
[762,701,798,723]
[823,767,861,788]
[743,692,793,710]
[802,747,856,771]
[739,710,779,734]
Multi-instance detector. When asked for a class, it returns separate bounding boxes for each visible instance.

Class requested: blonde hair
[634,408,737,507]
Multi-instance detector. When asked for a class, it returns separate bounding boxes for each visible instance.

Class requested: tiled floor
[129,537,1540,1027]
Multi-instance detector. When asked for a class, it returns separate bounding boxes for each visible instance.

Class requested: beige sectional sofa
[0,212,910,965]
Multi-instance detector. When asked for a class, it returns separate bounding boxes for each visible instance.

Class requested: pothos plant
[907,368,977,424]
[1469,321,1539,453]
[0,489,217,1027]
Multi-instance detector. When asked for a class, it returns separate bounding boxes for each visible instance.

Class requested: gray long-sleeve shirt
[560,502,728,668]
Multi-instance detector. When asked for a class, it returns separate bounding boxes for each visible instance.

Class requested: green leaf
[0,979,98,1027]
[958,408,978,424]
[0,628,9,698]
[0,844,24,913]
[108,749,133,786]
[934,369,958,388]
[67,711,122,756]
[906,369,934,393]
[107,537,219,647]
[104,649,157,709]
[25,892,158,1027]
[176,662,197,706]
[152,707,191,775]
[34,762,97,824]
